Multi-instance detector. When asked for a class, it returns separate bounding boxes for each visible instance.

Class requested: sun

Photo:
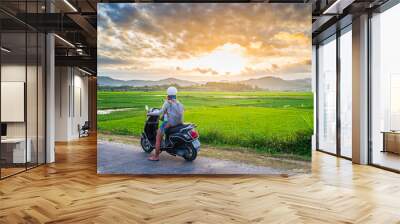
[201,43,247,75]
[182,43,247,75]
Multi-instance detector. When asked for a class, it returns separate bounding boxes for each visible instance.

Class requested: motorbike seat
[165,124,191,135]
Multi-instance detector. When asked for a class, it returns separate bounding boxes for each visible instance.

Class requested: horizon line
[98,75,312,82]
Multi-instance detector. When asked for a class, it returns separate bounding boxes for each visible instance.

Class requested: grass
[97,91,313,159]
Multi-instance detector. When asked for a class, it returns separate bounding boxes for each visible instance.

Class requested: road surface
[97,141,307,175]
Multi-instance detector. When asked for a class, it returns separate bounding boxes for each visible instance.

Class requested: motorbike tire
[183,143,197,161]
[140,136,154,153]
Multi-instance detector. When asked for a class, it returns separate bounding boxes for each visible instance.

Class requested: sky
[98,3,311,82]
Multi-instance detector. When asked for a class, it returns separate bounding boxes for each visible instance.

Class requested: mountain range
[98,76,311,91]
[238,76,311,91]
[98,77,197,87]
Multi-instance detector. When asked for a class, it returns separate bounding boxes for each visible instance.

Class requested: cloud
[278,59,311,74]
[240,59,311,78]
[98,3,311,81]
[103,4,138,25]
[272,32,310,46]
[194,68,219,75]
[98,55,127,65]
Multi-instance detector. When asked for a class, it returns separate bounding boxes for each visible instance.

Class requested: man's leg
[149,129,163,161]
[155,129,163,156]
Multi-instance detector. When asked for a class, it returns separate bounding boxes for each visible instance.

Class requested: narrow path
[97,141,305,175]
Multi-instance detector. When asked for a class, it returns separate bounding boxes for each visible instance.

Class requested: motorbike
[140,105,201,161]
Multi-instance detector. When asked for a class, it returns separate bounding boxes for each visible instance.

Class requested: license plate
[192,139,201,149]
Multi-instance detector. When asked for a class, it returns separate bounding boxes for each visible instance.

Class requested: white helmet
[167,86,178,96]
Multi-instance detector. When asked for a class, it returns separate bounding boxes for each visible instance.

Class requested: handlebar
[147,108,161,116]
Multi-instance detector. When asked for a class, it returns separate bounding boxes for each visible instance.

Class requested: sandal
[148,156,160,161]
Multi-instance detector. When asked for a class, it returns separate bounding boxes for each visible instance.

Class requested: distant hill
[97,76,127,86]
[98,76,311,91]
[238,76,311,91]
[149,78,197,87]
[98,76,197,87]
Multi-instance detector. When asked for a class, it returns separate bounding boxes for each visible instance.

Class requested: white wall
[55,67,70,141]
[1,63,46,164]
[1,82,25,122]
[72,73,89,137]
[1,65,26,138]
[54,67,89,141]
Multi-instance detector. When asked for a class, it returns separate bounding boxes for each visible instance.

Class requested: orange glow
[182,43,247,75]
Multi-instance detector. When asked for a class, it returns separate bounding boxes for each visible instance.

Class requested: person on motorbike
[148,86,184,161]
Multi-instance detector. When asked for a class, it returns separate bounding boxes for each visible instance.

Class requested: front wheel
[141,136,154,153]
[183,143,198,161]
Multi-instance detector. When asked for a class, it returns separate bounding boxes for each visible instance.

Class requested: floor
[0,167,25,178]
[0,135,400,223]
[1,163,44,179]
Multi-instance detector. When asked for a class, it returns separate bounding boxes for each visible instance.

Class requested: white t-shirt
[161,100,184,127]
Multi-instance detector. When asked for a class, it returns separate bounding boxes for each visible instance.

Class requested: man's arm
[147,101,168,116]
[160,101,168,115]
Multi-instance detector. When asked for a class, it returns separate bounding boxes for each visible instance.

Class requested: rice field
[97,91,313,159]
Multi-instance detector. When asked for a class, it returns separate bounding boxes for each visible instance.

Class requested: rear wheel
[183,143,197,161]
[141,136,154,153]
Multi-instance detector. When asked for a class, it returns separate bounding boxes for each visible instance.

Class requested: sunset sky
[98,3,311,82]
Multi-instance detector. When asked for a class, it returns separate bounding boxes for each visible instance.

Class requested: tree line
[98,82,262,92]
